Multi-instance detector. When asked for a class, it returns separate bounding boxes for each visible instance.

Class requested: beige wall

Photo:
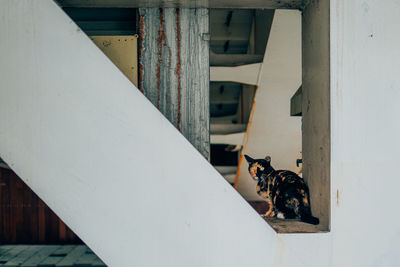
[91,35,138,87]
[235,10,302,200]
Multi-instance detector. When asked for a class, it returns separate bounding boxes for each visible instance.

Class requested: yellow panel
[90,35,138,87]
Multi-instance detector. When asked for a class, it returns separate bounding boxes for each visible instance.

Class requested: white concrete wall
[235,11,302,200]
[328,0,400,265]
[1,1,400,266]
[241,0,400,264]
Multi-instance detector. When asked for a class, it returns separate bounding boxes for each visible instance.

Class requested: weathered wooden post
[139,8,210,159]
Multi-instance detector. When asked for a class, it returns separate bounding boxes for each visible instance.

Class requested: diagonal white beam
[0,1,277,267]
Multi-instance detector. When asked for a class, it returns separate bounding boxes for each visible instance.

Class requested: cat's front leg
[264,198,276,217]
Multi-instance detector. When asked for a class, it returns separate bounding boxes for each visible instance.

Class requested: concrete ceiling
[210,9,254,54]
[63,7,137,35]
[209,9,273,124]
[56,0,303,9]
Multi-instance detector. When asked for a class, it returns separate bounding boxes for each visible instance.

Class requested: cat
[244,154,319,225]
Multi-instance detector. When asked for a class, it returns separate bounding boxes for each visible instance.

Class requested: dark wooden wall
[0,168,82,244]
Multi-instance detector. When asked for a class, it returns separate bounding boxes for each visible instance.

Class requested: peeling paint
[156,8,167,109]
[138,14,145,94]
[138,8,209,159]
[175,8,181,131]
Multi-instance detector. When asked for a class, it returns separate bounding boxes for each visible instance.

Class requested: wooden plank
[0,170,9,244]
[139,8,210,159]
[3,246,43,267]
[179,9,210,158]
[1,171,13,244]
[29,189,39,243]
[0,168,82,244]
[21,178,34,244]
[21,246,60,267]
[45,207,60,243]
[58,221,67,242]
[8,174,18,243]
[37,199,46,243]
[56,246,87,267]
[14,176,28,243]
[56,0,303,9]
[65,228,78,243]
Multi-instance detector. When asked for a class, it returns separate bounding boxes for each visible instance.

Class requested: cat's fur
[245,154,319,225]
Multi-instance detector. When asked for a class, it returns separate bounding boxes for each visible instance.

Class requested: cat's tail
[300,214,319,225]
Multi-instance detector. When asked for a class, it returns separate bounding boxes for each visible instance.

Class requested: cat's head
[244,154,273,180]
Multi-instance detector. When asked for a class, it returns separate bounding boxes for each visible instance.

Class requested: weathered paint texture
[139,8,210,159]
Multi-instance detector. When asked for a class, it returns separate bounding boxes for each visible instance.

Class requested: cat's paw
[276,212,285,219]
[264,210,276,217]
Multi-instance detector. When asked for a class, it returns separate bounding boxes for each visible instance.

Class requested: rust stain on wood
[175,8,181,131]
[139,8,210,158]
[138,14,145,94]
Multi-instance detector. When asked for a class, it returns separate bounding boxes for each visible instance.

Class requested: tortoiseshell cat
[245,154,319,225]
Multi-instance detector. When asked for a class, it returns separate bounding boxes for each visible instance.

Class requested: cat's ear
[265,156,271,163]
[244,154,254,163]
